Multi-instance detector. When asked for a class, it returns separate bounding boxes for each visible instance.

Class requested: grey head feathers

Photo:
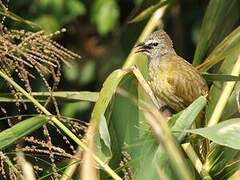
[135,30,176,60]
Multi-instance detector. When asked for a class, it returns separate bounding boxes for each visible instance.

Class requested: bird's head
[135,30,175,60]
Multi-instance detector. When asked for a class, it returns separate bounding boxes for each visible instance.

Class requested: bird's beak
[134,42,149,54]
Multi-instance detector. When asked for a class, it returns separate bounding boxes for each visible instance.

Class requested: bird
[135,30,208,112]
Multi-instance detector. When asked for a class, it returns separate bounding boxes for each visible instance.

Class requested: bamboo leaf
[0,116,48,149]
[89,69,131,167]
[129,0,168,23]
[91,69,129,122]
[202,73,240,82]
[188,118,240,150]
[193,0,240,66]
[197,26,240,71]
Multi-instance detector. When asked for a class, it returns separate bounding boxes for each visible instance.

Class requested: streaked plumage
[135,31,208,112]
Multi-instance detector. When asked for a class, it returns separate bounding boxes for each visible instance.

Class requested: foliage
[0,0,239,180]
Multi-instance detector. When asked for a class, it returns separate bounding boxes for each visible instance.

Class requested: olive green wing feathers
[167,56,208,107]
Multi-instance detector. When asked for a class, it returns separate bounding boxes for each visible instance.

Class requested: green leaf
[108,76,140,169]
[95,115,112,163]
[91,69,130,122]
[222,85,240,120]
[205,52,239,122]
[193,0,240,66]
[188,118,240,150]
[91,0,119,35]
[147,97,206,179]
[0,91,99,102]
[172,96,207,141]
[129,0,168,23]
[99,115,111,150]
[198,26,240,71]
[202,73,240,81]
[0,116,48,149]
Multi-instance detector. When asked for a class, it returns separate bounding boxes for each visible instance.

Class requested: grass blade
[0,116,48,149]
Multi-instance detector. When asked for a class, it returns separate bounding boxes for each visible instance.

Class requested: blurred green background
[5,0,209,122]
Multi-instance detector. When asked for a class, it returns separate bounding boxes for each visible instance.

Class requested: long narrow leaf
[172,96,207,141]
[202,73,240,82]
[129,0,168,23]
[0,116,48,149]
[197,26,240,71]
[188,118,240,150]
[193,0,239,66]
[0,91,99,102]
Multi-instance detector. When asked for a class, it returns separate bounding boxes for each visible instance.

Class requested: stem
[182,143,212,180]
[0,70,121,180]
[207,55,240,127]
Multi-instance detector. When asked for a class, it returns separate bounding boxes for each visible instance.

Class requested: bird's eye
[152,42,158,46]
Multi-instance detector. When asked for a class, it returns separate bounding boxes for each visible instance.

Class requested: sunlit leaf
[197,26,240,71]
[172,96,207,141]
[0,116,48,149]
[188,118,240,150]
[129,0,168,23]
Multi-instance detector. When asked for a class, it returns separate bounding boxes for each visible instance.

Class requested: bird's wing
[166,56,208,106]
